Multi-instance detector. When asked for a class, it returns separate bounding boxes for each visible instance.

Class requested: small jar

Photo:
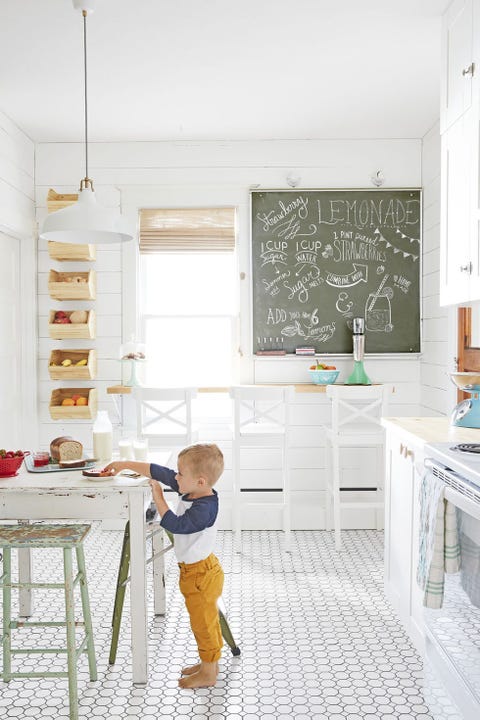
[33,451,50,467]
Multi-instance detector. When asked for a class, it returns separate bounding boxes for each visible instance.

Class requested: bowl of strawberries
[308,362,339,385]
[0,449,28,478]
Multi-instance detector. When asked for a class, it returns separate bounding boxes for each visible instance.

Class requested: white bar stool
[324,384,391,550]
[133,386,198,450]
[230,385,294,552]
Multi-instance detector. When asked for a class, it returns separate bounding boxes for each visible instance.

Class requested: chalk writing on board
[251,189,421,354]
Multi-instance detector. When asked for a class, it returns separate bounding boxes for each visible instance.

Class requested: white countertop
[382,416,480,446]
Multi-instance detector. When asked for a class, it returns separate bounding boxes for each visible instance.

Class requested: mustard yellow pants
[178,553,224,663]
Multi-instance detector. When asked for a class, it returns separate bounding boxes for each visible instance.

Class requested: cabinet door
[441,0,474,133]
[410,451,426,654]
[440,108,474,306]
[384,436,415,626]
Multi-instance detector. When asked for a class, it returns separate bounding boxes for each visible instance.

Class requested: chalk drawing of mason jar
[365,290,393,332]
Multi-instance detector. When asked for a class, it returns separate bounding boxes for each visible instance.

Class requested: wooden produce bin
[48,310,96,339]
[49,388,97,420]
[48,349,97,380]
[48,241,96,262]
[48,270,96,300]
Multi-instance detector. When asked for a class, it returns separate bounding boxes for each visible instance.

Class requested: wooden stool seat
[0,523,97,720]
[0,523,91,547]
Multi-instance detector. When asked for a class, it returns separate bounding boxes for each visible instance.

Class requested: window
[139,208,237,389]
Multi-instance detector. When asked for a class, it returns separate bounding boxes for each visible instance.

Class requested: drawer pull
[462,62,475,76]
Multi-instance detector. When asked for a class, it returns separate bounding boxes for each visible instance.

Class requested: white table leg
[128,491,148,685]
[152,527,166,615]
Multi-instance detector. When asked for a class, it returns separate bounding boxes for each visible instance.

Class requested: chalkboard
[251,189,421,354]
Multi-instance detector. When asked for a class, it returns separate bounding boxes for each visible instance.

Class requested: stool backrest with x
[133,387,198,448]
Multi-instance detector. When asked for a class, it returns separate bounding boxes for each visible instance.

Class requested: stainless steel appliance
[423,441,480,720]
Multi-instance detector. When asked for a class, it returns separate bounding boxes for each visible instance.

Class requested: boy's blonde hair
[178,443,224,486]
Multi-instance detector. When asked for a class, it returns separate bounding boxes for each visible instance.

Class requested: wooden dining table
[0,457,170,685]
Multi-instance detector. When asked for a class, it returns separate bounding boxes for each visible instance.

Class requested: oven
[423,442,480,720]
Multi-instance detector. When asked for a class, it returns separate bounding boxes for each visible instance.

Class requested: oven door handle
[445,485,480,520]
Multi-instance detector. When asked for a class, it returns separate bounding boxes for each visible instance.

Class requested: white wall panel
[420,120,454,417]
[34,134,431,528]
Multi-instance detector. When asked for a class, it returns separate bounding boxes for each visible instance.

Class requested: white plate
[83,474,113,482]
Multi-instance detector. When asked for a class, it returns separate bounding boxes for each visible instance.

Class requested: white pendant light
[40,0,133,244]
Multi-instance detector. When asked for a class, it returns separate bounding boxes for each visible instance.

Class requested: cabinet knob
[462,62,475,76]
[460,262,473,274]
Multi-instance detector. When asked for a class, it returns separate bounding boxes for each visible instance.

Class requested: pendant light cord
[82,9,91,189]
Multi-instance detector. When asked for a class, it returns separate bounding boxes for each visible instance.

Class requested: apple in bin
[53,311,71,324]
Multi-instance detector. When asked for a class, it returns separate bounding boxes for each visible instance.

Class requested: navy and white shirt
[150,464,219,564]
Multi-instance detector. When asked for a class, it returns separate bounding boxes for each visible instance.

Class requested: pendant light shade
[41,184,132,244]
[40,1,133,244]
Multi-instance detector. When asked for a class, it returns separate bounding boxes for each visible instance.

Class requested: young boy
[104,443,224,689]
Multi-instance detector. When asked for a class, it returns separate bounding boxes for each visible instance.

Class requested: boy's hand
[149,479,169,517]
[103,461,128,475]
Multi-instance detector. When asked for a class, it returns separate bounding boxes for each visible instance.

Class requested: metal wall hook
[371,170,385,187]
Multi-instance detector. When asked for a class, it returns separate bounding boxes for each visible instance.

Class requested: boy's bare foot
[181,661,218,676]
[181,662,201,676]
[178,661,218,688]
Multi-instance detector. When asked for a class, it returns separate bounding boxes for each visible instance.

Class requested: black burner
[453,443,480,454]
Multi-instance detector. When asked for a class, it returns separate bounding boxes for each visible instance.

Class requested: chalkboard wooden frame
[251,188,422,355]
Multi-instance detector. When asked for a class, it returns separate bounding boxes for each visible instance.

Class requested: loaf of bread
[69,310,88,324]
[50,436,83,462]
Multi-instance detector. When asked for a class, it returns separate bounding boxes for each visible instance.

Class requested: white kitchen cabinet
[384,427,425,654]
[440,0,480,305]
[440,0,475,133]
[440,104,480,305]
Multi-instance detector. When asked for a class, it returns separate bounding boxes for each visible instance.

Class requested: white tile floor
[0,527,433,720]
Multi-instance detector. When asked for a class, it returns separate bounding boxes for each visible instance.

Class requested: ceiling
[0,0,450,144]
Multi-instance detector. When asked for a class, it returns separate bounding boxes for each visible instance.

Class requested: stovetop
[425,441,480,487]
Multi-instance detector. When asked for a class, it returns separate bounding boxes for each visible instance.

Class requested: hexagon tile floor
[0,527,434,720]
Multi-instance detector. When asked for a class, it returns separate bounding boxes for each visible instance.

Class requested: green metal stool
[109,520,240,664]
[0,523,97,720]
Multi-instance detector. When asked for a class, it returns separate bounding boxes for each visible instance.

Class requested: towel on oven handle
[417,470,461,609]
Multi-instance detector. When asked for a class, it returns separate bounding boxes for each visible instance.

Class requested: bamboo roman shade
[139,207,236,253]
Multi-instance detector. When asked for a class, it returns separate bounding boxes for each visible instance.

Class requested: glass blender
[345,317,372,385]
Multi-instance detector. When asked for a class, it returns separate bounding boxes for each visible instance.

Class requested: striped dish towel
[416,470,461,609]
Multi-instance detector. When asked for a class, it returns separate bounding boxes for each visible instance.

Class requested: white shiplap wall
[420,122,456,416]
[0,109,37,447]
[35,137,427,528]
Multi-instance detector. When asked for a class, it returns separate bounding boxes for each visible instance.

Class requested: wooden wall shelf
[48,349,97,380]
[49,388,97,420]
[48,310,96,339]
[48,270,96,300]
[48,241,96,262]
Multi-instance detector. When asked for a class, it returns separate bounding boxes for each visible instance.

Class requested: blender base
[345,361,372,385]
